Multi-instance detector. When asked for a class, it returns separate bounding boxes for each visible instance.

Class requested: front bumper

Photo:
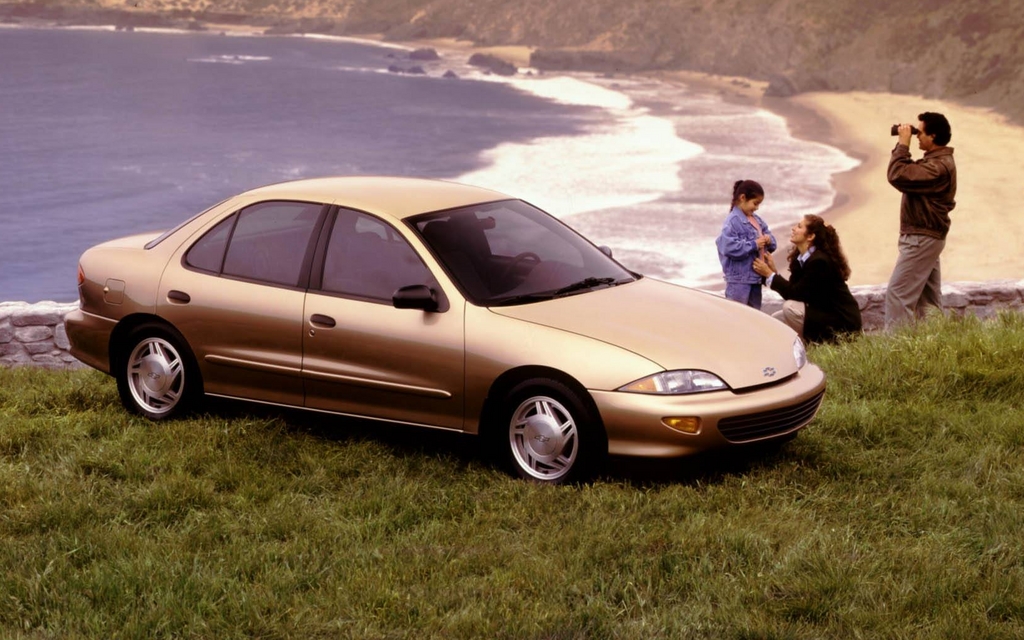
[592,364,827,458]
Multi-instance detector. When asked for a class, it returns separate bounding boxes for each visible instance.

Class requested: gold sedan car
[66,177,826,484]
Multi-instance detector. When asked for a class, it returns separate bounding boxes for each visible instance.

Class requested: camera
[891,124,920,136]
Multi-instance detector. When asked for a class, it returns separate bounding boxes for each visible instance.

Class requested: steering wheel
[498,251,541,283]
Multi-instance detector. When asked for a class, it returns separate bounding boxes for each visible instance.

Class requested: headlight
[619,370,728,395]
[793,337,807,369]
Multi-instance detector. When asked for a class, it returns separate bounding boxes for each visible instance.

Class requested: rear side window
[185,214,236,273]
[184,201,324,287]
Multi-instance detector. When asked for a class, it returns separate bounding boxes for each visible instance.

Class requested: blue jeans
[725,282,762,310]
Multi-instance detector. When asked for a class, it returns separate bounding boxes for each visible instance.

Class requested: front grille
[717,390,825,443]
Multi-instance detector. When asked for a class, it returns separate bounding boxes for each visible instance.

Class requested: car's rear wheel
[116,324,201,420]
[500,379,605,484]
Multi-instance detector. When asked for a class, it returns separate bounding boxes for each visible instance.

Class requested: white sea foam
[451,67,859,287]
[455,74,703,217]
[53,25,118,32]
[186,53,270,65]
[188,56,243,65]
[296,33,412,51]
[188,54,270,65]
[133,27,197,36]
[218,30,265,37]
[479,74,633,110]
[656,106,858,287]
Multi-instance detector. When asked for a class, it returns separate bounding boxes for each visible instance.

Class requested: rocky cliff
[3,0,1023,123]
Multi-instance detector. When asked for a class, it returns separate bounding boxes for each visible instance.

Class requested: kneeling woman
[753,215,862,342]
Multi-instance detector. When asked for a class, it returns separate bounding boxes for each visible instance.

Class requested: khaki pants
[885,234,944,328]
[773,300,806,337]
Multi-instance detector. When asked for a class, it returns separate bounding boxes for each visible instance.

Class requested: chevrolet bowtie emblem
[762,367,777,377]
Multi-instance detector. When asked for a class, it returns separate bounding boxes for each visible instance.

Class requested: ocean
[0,25,857,303]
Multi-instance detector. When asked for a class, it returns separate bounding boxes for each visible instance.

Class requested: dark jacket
[770,251,862,343]
[887,144,956,239]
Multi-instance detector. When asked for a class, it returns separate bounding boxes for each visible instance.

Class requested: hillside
[3,0,1024,123]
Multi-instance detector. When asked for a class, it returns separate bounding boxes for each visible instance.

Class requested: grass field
[2,314,1023,638]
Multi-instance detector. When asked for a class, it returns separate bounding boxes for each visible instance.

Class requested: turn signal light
[662,417,701,434]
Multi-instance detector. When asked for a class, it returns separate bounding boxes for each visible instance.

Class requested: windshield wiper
[489,277,632,306]
[554,277,621,297]
[488,291,559,307]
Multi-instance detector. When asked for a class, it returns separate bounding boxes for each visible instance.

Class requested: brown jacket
[887,144,956,239]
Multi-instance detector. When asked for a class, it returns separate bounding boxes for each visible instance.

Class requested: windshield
[409,199,637,306]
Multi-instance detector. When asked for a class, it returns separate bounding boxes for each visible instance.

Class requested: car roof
[240,176,512,220]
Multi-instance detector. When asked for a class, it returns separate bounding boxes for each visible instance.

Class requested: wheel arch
[478,365,606,443]
[109,314,195,375]
[110,313,205,419]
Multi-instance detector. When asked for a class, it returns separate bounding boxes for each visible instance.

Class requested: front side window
[410,199,635,305]
[321,208,436,301]
[183,201,323,287]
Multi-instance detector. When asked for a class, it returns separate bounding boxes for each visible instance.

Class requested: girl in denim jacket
[715,180,777,309]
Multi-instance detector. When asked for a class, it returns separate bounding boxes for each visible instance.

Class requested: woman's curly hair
[787,214,852,281]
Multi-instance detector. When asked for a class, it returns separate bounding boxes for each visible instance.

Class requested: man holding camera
[884,112,956,328]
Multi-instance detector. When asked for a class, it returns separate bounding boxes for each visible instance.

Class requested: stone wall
[0,301,83,370]
[2,280,1024,370]
[763,280,1024,331]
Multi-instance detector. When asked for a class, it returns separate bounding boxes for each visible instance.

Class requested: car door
[301,208,465,430]
[158,200,328,406]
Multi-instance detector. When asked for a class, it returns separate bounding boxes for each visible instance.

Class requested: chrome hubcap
[127,337,184,414]
[510,395,578,481]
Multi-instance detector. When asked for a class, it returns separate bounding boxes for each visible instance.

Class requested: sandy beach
[780,92,1024,286]
[653,70,1024,286]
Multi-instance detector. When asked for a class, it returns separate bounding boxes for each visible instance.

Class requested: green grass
[2,313,1023,639]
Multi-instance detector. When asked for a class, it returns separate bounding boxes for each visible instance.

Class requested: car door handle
[167,290,191,304]
[310,313,336,328]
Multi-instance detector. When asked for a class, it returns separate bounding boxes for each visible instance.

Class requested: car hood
[488,278,802,390]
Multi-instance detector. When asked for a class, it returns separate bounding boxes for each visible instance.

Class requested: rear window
[144,197,230,250]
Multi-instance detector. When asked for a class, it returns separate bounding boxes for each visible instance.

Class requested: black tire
[115,323,202,421]
[497,378,606,484]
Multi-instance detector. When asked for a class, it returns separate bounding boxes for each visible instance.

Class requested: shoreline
[9,19,1024,288]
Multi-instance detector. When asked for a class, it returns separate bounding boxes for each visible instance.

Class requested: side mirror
[393,284,439,312]
[599,245,613,258]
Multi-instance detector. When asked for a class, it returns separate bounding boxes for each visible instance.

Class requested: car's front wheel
[116,324,201,420]
[500,379,605,484]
